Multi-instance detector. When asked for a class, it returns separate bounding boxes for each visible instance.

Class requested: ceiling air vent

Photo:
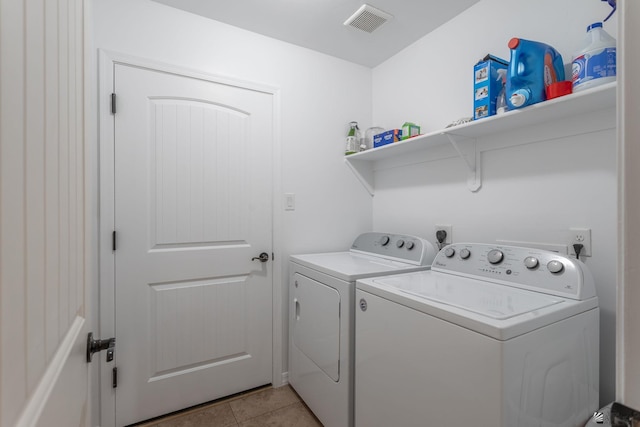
[344,4,393,33]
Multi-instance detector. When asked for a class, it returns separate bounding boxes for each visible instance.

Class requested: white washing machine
[355,243,599,427]
[289,232,438,427]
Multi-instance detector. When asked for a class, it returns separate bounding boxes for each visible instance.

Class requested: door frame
[97,50,283,426]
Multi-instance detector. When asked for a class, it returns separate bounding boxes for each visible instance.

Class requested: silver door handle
[252,252,269,263]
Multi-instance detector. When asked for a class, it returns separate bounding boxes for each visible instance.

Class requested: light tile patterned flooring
[134,385,322,427]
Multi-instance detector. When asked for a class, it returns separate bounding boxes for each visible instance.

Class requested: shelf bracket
[344,158,375,196]
[445,133,481,192]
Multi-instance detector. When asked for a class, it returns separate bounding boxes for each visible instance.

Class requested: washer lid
[291,252,429,282]
[358,270,598,340]
[383,271,563,320]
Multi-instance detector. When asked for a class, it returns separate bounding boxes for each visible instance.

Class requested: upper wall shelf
[345,82,617,195]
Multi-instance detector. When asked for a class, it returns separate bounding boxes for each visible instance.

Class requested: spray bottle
[345,121,359,155]
[601,0,616,22]
[496,69,508,115]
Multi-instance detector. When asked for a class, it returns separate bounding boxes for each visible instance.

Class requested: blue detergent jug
[506,38,565,109]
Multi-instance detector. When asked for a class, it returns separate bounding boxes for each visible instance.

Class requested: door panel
[148,276,248,378]
[149,99,249,247]
[0,0,88,425]
[113,63,273,426]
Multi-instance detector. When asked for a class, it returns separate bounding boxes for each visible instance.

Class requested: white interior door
[0,0,89,426]
[112,63,273,426]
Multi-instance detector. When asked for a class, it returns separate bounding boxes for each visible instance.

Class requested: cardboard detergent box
[473,54,508,120]
[373,129,402,148]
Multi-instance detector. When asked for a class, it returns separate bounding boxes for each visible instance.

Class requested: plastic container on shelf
[364,127,384,151]
[572,22,617,93]
[506,38,565,110]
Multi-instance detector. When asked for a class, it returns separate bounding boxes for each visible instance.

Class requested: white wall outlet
[434,224,452,247]
[568,228,592,258]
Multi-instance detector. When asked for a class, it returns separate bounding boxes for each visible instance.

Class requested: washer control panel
[433,243,596,300]
[350,232,437,266]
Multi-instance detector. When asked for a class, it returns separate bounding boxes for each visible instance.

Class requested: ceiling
[151,0,481,67]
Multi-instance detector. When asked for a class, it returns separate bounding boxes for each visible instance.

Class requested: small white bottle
[572,22,616,93]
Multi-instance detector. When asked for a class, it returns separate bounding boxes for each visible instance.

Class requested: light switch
[284,193,295,211]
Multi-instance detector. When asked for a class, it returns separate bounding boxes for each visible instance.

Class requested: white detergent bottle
[572,22,616,92]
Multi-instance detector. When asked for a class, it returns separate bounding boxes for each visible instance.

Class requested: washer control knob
[460,248,471,259]
[406,241,415,250]
[524,256,539,269]
[444,247,455,258]
[487,249,504,264]
[396,239,405,248]
[547,260,564,274]
[380,236,390,246]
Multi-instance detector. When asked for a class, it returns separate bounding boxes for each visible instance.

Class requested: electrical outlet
[568,228,592,258]
[434,224,452,246]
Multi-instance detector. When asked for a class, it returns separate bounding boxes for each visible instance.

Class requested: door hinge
[112,366,118,388]
[111,93,116,114]
[112,230,117,251]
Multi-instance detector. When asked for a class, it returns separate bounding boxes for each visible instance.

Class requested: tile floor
[133,385,322,427]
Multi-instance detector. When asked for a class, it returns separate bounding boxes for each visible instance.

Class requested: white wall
[372,0,618,405]
[90,0,373,392]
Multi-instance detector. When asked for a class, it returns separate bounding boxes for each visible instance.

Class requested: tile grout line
[236,401,303,426]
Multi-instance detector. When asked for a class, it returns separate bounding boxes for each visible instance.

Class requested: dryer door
[292,273,341,381]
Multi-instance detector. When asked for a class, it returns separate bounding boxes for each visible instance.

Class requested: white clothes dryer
[355,243,599,427]
[289,232,438,427]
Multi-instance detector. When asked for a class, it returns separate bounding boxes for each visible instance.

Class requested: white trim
[99,49,280,96]
[97,50,284,425]
[84,2,100,426]
[271,84,285,388]
[97,49,117,427]
[14,316,85,427]
[615,0,626,401]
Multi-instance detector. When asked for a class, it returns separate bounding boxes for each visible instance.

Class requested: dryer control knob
[396,239,405,248]
[380,236,390,246]
[524,256,539,269]
[406,241,415,250]
[460,248,471,259]
[547,260,564,274]
[487,249,504,264]
[444,247,455,258]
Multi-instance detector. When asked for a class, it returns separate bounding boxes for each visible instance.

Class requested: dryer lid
[291,251,428,282]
